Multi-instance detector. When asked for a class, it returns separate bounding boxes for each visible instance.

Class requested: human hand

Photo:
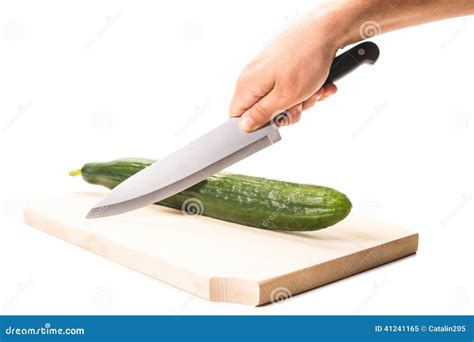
[229,12,342,132]
[229,0,474,132]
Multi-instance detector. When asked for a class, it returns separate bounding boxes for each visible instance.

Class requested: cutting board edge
[206,232,418,307]
[255,232,419,306]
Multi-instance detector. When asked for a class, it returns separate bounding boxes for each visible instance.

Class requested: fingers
[236,82,338,132]
[229,90,261,118]
[320,83,337,101]
[283,103,303,126]
[302,83,337,110]
[302,87,325,110]
[239,88,288,131]
[229,67,276,118]
[283,84,337,127]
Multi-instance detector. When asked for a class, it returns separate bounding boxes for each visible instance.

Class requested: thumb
[239,89,289,132]
[229,71,276,118]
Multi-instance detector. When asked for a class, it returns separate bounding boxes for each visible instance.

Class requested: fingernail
[239,115,255,132]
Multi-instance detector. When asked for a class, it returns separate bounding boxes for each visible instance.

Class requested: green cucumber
[70,158,351,231]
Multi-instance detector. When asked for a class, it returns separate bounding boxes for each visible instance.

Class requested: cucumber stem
[69,168,82,177]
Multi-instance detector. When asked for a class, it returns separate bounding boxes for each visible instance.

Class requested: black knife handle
[271,42,379,127]
[324,41,379,85]
[270,42,380,127]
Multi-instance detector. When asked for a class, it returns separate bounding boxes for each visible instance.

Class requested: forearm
[229,0,474,131]
[312,0,474,48]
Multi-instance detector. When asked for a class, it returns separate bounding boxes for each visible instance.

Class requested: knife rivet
[357,48,366,56]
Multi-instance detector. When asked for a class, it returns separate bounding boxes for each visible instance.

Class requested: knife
[87,41,380,218]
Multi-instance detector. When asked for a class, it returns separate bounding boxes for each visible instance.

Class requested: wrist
[307,1,371,50]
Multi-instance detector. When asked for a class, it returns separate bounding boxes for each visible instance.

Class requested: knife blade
[87,41,379,218]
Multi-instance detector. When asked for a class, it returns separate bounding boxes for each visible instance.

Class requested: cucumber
[70,158,351,231]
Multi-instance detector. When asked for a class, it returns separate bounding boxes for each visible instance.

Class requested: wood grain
[24,191,418,306]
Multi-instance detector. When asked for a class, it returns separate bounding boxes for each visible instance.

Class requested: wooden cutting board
[24,191,418,306]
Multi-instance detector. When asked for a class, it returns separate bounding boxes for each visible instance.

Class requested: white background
[0,0,473,314]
